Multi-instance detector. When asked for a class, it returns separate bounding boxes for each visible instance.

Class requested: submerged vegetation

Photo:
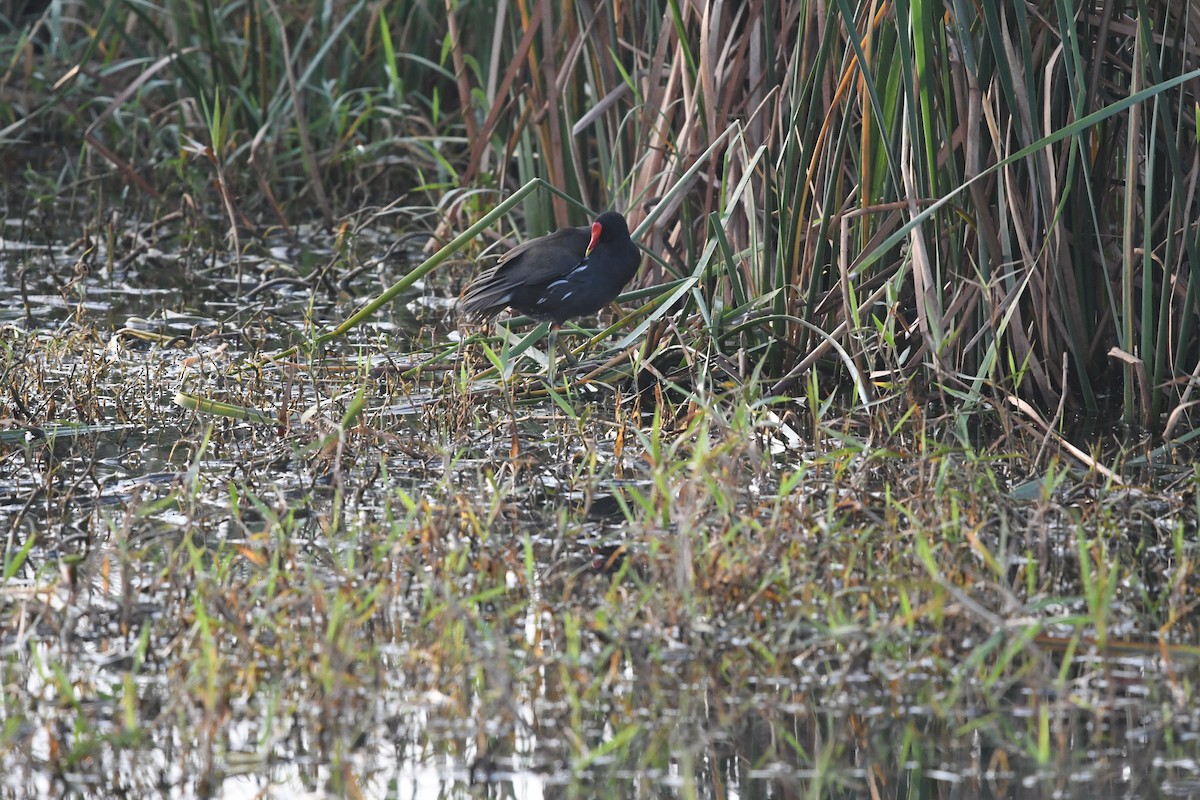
[2,0,1200,797]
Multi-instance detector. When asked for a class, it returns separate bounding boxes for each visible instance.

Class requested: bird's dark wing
[461,224,592,319]
[492,224,591,285]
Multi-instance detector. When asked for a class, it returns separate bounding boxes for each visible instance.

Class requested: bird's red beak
[585,221,602,256]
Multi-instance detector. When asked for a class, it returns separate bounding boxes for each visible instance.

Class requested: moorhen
[461,211,641,379]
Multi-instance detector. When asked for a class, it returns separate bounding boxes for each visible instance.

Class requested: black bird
[461,211,641,379]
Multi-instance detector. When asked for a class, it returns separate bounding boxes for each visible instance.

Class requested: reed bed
[5,1,1196,424]
[4,3,1200,793]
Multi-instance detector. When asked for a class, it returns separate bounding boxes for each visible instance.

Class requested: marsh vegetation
[2,1,1200,797]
